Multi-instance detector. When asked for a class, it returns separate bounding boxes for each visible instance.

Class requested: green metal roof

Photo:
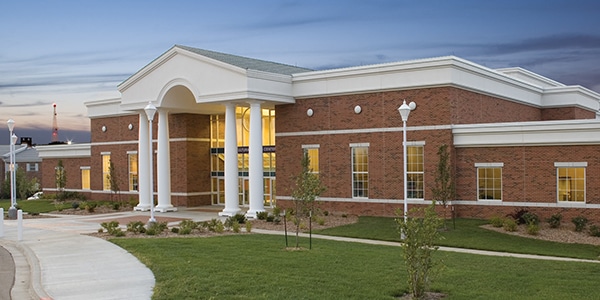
[176,45,313,75]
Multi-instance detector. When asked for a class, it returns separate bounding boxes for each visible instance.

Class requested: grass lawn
[314,217,600,260]
[0,199,71,214]
[113,234,600,300]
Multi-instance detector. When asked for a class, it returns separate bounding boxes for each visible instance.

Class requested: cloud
[483,34,600,56]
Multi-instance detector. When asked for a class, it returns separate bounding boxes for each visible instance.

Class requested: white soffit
[85,98,131,118]
[453,120,600,147]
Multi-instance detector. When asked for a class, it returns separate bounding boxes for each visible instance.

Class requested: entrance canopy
[117,45,312,114]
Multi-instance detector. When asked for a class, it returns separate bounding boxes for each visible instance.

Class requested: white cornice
[36,143,91,158]
[453,119,600,147]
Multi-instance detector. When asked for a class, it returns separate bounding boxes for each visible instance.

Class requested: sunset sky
[1,0,599,144]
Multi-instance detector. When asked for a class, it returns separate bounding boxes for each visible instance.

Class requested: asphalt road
[0,245,15,300]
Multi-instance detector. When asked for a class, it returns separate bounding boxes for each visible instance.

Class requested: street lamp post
[398,100,416,239]
[144,102,157,225]
[7,119,17,219]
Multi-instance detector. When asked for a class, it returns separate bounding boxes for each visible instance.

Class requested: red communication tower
[52,103,59,143]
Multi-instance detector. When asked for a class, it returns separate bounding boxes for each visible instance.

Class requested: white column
[156,109,176,212]
[134,113,150,211]
[246,101,265,218]
[220,103,241,216]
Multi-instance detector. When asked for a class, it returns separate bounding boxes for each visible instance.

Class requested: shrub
[315,216,325,226]
[146,222,168,236]
[503,219,517,232]
[589,225,600,237]
[112,202,121,210]
[179,219,198,231]
[489,216,504,228]
[507,208,530,225]
[127,221,146,234]
[256,211,269,220]
[266,215,275,222]
[82,201,97,213]
[522,212,539,225]
[71,202,80,209]
[396,203,443,299]
[547,213,562,228]
[171,227,179,234]
[100,221,124,236]
[232,221,241,233]
[527,223,539,235]
[233,213,247,224]
[204,219,224,233]
[572,216,589,232]
[245,221,252,233]
[272,206,282,216]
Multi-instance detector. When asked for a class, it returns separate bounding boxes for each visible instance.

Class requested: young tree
[15,167,39,200]
[55,160,67,199]
[431,144,454,228]
[290,151,326,248]
[396,203,444,299]
[107,159,120,202]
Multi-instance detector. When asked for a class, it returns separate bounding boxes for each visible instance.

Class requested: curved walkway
[1,208,598,299]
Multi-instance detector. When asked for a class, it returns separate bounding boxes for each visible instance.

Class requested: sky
[1,0,600,144]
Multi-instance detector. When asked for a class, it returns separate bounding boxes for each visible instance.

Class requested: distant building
[36,45,600,222]
[1,141,42,196]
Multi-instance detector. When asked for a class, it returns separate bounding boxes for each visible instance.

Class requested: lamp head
[11,134,17,145]
[398,100,411,122]
[7,119,15,131]
[144,102,157,121]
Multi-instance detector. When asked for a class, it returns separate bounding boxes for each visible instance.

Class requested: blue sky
[1,0,599,144]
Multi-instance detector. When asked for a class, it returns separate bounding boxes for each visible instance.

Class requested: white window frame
[302,144,320,174]
[475,163,503,201]
[555,162,586,203]
[350,143,369,199]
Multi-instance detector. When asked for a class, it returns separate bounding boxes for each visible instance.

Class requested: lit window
[302,145,319,174]
[351,144,369,198]
[129,153,138,191]
[476,163,503,200]
[556,163,586,202]
[102,153,111,191]
[81,167,90,190]
[407,145,424,199]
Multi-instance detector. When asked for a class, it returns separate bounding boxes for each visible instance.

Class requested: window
[351,143,369,198]
[26,163,38,172]
[476,163,503,200]
[407,144,424,199]
[555,162,586,202]
[101,153,111,191]
[81,167,90,190]
[302,145,319,174]
[128,153,138,191]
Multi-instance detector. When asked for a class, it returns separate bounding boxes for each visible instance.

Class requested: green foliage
[507,208,531,225]
[503,219,517,232]
[71,201,80,209]
[527,223,539,235]
[56,191,86,202]
[489,216,504,228]
[203,219,225,233]
[522,212,540,225]
[127,221,146,234]
[256,211,269,220]
[272,206,282,216]
[82,201,97,212]
[146,222,168,236]
[231,221,241,233]
[266,215,275,222]
[245,221,252,233]
[232,213,247,224]
[101,221,124,236]
[431,144,455,228]
[588,225,600,237]
[112,202,121,210]
[55,160,67,193]
[396,203,444,299]
[290,151,327,248]
[572,216,588,232]
[547,213,562,228]
[0,167,39,200]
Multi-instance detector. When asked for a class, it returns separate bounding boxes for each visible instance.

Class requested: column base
[154,205,177,213]
[245,209,265,219]
[219,208,241,217]
[134,205,151,212]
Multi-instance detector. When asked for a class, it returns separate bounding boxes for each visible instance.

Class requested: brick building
[36,45,600,222]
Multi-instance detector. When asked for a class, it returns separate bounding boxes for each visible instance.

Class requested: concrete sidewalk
[0,208,222,300]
